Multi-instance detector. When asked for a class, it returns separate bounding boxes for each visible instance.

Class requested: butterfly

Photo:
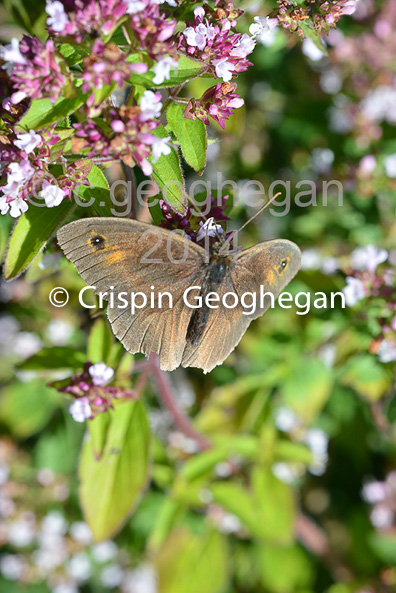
[57,217,301,373]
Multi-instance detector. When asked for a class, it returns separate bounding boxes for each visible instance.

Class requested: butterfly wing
[57,218,205,371]
[181,239,301,373]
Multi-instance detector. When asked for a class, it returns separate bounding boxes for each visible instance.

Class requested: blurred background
[0,1,396,592]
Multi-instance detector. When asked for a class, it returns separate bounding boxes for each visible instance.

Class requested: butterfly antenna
[221,192,282,251]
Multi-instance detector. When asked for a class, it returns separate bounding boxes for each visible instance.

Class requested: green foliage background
[0,1,395,593]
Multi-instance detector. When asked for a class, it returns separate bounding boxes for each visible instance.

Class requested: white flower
[274,406,300,432]
[51,582,79,593]
[194,6,205,19]
[41,511,68,536]
[153,0,177,5]
[342,276,365,306]
[152,57,178,85]
[183,24,208,50]
[305,428,329,476]
[46,1,69,32]
[0,554,26,580]
[92,541,118,563]
[302,37,326,61]
[358,154,376,176]
[12,331,42,358]
[40,180,66,208]
[14,130,42,154]
[384,153,396,178]
[69,522,92,544]
[0,462,9,485]
[45,319,73,346]
[301,249,321,270]
[89,362,114,386]
[360,86,396,125]
[216,512,241,534]
[0,196,29,218]
[377,339,396,363]
[351,245,388,273]
[370,505,394,530]
[126,0,146,14]
[151,136,172,162]
[139,90,162,121]
[272,462,299,484]
[249,16,278,39]
[362,480,388,504]
[69,398,92,423]
[100,564,124,587]
[212,58,235,82]
[196,217,224,242]
[311,147,334,174]
[8,515,36,547]
[67,554,92,583]
[0,38,26,68]
[230,33,256,58]
[123,564,158,593]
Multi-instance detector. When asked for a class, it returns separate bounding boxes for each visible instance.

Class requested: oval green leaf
[167,102,207,175]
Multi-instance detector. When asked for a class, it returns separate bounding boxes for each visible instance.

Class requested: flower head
[46,1,70,32]
[88,362,114,386]
[184,82,244,129]
[14,130,42,154]
[69,398,92,423]
[351,245,388,274]
[342,276,366,306]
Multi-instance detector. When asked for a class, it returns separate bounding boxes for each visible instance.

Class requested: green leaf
[300,23,328,55]
[155,528,229,593]
[88,412,112,460]
[126,53,209,89]
[79,165,113,217]
[4,198,75,281]
[17,90,89,130]
[340,355,391,401]
[87,318,114,364]
[59,43,90,67]
[280,359,333,422]
[251,467,296,543]
[0,380,60,438]
[150,125,187,215]
[166,102,207,174]
[19,347,86,371]
[79,400,151,541]
[257,543,314,593]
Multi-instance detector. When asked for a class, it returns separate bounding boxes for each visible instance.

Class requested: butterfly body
[57,218,301,373]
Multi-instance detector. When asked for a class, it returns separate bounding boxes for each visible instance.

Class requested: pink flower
[129,3,177,59]
[81,40,147,105]
[89,362,114,386]
[184,82,244,129]
[9,35,68,104]
[73,105,161,175]
[14,130,42,154]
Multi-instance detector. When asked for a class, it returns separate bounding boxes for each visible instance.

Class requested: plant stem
[149,354,211,450]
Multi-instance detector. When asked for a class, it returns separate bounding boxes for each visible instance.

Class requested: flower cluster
[0,128,82,216]
[184,81,244,129]
[1,36,68,106]
[57,361,136,422]
[46,0,128,42]
[178,5,255,82]
[159,193,231,243]
[340,245,396,364]
[362,471,396,532]
[0,438,158,593]
[73,91,171,175]
[276,0,359,35]
[81,41,148,107]
[129,1,177,60]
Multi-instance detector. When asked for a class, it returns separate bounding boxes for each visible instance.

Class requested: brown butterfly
[57,218,301,373]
